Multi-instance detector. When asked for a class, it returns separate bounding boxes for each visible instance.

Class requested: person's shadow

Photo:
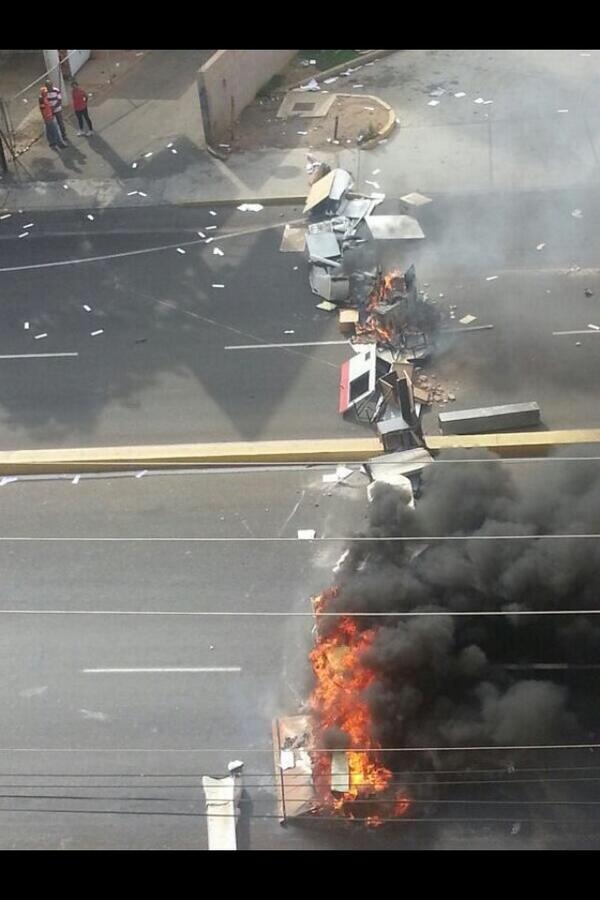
[236,789,253,851]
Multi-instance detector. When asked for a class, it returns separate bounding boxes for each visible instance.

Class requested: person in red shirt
[71,81,93,136]
[39,86,66,149]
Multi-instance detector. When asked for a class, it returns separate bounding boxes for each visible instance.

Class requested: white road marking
[82,667,242,673]
[552,329,600,335]
[0,352,78,359]
[225,340,349,350]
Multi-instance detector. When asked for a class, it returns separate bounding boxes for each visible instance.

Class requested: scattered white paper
[205,225,217,230]
[127,190,138,196]
[90,329,104,336]
[372,168,381,175]
[297,529,316,540]
[83,304,92,312]
[323,77,339,84]
[293,266,299,271]
[454,91,466,98]
[297,130,308,135]
[460,314,477,325]
[400,192,432,207]
[205,237,214,244]
[212,284,225,288]
[284,330,295,334]
[237,203,263,212]
[352,84,364,89]
[197,230,206,238]
[24,322,29,330]
[138,191,148,198]
[144,151,153,158]
[72,475,80,485]
[427,99,440,106]
[136,470,148,478]
[365,180,380,189]
[0,477,18,487]
[322,473,338,484]
[280,750,295,770]
[34,333,47,339]
[536,243,546,251]
[213,247,224,256]
[482,100,493,105]
[0,214,11,220]
[23,223,34,229]
[486,275,499,281]
[209,210,217,217]
[176,248,186,254]
[63,184,69,189]
[557,109,569,113]
[363,106,375,111]
[336,465,353,481]
[87,214,95,221]
[474,97,485,104]
[299,78,319,92]
[571,209,583,218]
[430,88,445,97]
[131,162,138,169]
[588,323,600,330]
[170,148,178,154]
[166,142,174,148]
[18,232,28,238]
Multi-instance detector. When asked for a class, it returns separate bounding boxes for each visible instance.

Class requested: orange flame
[354,269,405,346]
[309,590,398,822]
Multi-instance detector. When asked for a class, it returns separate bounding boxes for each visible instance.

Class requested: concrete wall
[197,49,297,146]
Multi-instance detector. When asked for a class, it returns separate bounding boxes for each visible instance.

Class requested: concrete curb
[0,430,599,475]
[286,50,397,92]
[335,93,397,150]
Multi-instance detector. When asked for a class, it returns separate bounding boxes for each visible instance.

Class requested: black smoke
[328,448,600,756]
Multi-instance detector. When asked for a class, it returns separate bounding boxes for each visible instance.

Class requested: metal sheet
[337,197,373,220]
[279,224,306,252]
[277,91,337,119]
[306,230,341,260]
[438,402,541,435]
[365,215,425,240]
[329,168,354,201]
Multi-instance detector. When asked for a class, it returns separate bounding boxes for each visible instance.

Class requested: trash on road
[237,203,264,212]
[90,329,104,336]
[459,314,477,325]
[176,247,186,254]
[486,275,499,281]
[400,192,432,206]
[213,247,224,256]
[212,284,225,288]
[427,99,440,106]
[536,243,546,250]
[83,305,92,312]
[572,209,583,218]
[585,288,594,297]
[297,529,316,539]
[299,78,320,92]
[87,214,95,221]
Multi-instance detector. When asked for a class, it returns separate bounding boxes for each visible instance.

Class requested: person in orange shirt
[71,81,93,136]
[39,86,66,149]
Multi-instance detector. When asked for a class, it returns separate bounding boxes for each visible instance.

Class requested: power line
[0,608,597,618]
[0,744,598,753]
[0,533,598,542]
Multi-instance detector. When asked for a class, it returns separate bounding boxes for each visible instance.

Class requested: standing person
[44,78,68,143]
[71,80,93,135]
[39,86,66,149]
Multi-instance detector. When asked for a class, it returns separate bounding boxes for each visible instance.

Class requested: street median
[1,430,600,475]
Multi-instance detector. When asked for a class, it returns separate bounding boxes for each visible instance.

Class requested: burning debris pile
[295,156,445,436]
[275,449,599,827]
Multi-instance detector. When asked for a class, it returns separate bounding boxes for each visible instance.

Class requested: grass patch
[298,50,363,71]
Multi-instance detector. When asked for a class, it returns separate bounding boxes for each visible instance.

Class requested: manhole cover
[292,102,317,112]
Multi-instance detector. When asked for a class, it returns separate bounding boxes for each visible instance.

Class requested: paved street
[1,195,600,450]
[0,469,598,850]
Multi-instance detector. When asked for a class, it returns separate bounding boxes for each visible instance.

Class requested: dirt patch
[231,93,391,153]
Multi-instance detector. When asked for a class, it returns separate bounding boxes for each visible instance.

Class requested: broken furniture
[438,401,541,435]
[202,763,244,850]
[339,309,359,335]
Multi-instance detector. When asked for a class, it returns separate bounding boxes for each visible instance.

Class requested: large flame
[354,269,404,345]
[309,589,410,823]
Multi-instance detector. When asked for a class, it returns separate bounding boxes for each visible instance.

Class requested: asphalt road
[2,193,600,452]
[0,468,598,850]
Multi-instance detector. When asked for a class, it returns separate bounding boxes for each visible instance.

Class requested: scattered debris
[131,162,138,169]
[588,324,600,330]
[299,79,320,92]
[297,529,316,540]
[323,77,339,84]
[0,214,11,220]
[83,304,92,312]
[486,275,499,281]
[237,203,264,212]
[454,91,466,98]
[585,288,594,297]
[316,300,337,311]
[576,341,582,346]
[87,214,95,221]
[439,402,541,435]
[90,329,104,336]
[23,223,34,229]
[34,333,47,339]
[197,230,206,238]
[284,330,295,334]
[144,152,153,158]
[24,322,29,330]
[18,232,28,238]
[280,224,306,253]
[213,247,224,256]
[430,88,445,97]
[557,109,569,113]
[400,192,432,206]
[536,243,546,250]
[459,314,477,325]
[427,99,440,106]
[176,247,186,254]
[0,477,18,487]
[72,475,80,485]
[212,284,225,289]
[171,149,178,154]
[572,209,583,218]
[135,470,148,479]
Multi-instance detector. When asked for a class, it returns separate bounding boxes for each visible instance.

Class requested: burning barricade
[298,155,444,437]
[273,589,412,828]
